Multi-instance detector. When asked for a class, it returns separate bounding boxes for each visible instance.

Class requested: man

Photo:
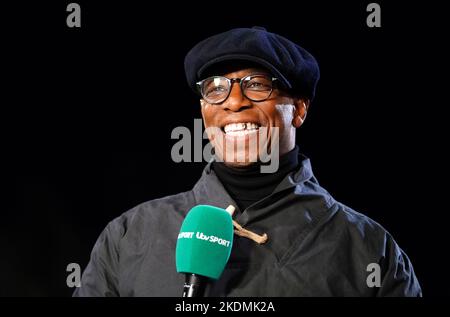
[74,27,421,296]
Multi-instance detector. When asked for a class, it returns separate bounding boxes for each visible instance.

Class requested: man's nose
[223,83,251,112]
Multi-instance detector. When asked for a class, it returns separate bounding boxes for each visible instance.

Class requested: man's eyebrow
[219,72,272,79]
[247,72,272,76]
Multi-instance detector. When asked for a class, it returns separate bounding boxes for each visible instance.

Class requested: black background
[1,1,447,296]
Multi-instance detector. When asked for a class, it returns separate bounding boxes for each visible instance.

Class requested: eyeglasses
[196,74,278,104]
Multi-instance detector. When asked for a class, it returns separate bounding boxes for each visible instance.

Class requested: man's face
[200,67,306,168]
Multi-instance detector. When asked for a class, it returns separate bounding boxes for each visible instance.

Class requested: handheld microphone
[175,205,234,297]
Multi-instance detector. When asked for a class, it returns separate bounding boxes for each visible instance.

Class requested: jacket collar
[192,153,317,222]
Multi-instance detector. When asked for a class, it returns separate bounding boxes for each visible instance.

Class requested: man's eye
[247,82,271,90]
[205,86,227,95]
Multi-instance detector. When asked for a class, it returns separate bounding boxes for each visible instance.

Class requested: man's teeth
[224,123,260,136]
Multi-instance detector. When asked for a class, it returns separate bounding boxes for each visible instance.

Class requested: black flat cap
[184,27,320,100]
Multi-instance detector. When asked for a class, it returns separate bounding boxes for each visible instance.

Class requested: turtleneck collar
[212,146,299,210]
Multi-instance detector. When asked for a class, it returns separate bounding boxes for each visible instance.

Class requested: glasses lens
[243,75,273,101]
[201,76,230,104]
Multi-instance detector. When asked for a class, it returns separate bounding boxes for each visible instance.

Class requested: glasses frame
[196,74,278,105]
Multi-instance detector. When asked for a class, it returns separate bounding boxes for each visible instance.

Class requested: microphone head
[176,205,234,280]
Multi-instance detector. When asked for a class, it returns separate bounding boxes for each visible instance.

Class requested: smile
[223,122,260,136]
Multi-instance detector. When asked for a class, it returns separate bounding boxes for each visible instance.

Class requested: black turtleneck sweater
[212,146,299,211]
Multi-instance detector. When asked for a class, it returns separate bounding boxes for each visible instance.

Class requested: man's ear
[292,98,310,128]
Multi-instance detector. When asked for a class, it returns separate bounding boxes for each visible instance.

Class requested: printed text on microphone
[178,231,231,247]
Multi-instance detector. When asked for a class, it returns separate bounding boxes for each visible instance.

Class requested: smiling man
[198,62,307,173]
[74,27,422,296]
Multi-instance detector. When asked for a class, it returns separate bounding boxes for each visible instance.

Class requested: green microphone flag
[176,205,234,280]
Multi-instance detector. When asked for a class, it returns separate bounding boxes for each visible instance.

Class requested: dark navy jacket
[74,155,422,296]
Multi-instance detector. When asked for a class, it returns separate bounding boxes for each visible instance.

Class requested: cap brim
[197,54,292,90]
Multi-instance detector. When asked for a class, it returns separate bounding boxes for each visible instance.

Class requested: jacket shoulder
[73,189,195,296]
[320,202,422,296]
[109,189,196,242]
